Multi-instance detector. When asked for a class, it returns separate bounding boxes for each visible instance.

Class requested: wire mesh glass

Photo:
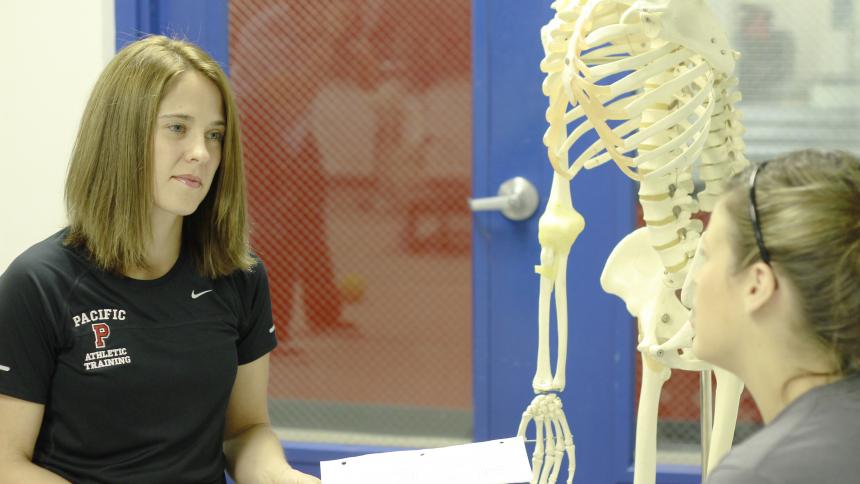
[228,0,473,447]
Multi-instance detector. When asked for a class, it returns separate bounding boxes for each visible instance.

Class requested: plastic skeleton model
[518,1,748,483]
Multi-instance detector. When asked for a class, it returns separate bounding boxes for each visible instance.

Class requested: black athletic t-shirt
[0,229,277,483]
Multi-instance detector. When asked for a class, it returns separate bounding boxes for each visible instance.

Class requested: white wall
[0,0,114,271]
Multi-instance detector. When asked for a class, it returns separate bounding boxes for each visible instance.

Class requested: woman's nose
[186,135,210,163]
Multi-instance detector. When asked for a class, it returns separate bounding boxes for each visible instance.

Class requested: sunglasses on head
[748,161,771,265]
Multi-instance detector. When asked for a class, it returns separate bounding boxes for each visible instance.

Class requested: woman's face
[692,201,746,370]
[151,70,224,219]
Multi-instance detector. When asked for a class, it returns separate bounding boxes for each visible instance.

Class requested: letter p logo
[92,323,110,349]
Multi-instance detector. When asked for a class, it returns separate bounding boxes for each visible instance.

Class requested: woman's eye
[167,124,186,134]
[206,131,224,142]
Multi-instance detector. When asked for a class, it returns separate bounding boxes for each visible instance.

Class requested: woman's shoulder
[0,229,93,314]
[208,254,270,321]
[710,376,860,483]
[212,253,269,294]
[221,253,267,280]
[2,229,88,284]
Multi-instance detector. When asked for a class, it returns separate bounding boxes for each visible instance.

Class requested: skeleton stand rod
[699,369,713,482]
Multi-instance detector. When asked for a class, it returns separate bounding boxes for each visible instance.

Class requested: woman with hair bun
[694,149,860,483]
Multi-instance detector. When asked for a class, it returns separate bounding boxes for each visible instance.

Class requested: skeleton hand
[517,394,576,484]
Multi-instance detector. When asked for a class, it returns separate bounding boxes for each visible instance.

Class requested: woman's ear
[742,261,778,314]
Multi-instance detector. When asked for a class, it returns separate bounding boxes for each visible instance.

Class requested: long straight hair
[65,35,253,278]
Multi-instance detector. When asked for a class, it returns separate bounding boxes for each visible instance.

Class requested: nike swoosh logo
[0,365,10,372]
[269,325,276,334]
[191,289,214,299]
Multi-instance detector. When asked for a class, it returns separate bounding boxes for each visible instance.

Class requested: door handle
[468,176,539,221]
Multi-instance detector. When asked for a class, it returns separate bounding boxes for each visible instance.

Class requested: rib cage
[541,0,747,283]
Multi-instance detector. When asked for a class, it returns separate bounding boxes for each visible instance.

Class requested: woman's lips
[172,175,202,188]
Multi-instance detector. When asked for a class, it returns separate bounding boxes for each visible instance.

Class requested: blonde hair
[722,149,860,376]
[65,35,253,278]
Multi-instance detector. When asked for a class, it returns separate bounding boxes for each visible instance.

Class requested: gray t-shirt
[706,374,860,484]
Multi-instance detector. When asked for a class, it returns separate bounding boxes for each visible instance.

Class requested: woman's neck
[124,211,183,280]
[745,370,837,423]
[740,339,840,423]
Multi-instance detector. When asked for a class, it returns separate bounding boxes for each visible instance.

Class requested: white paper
[320,436,533,484]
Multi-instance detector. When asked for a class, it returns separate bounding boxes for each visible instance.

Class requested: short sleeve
[0,258,62,403]
[235,259,277,364]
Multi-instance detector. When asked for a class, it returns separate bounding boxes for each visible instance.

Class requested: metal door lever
[469,176,539,221]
